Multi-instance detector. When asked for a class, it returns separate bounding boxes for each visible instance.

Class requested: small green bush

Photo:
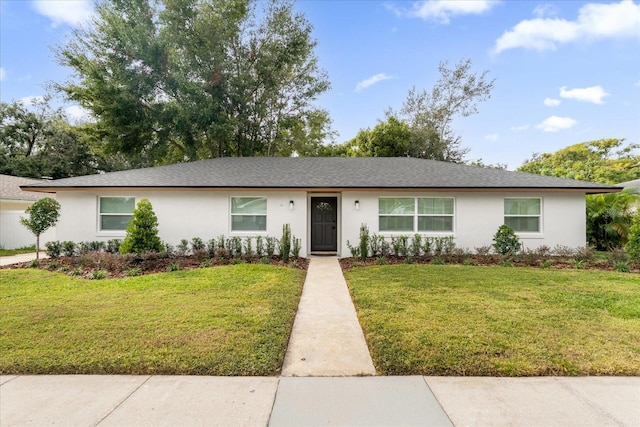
[358,224,370,262]
[119,199,163,254]
[191,237,205,252]
[177,239,190,256]
[292,237,302,259]
[62,241,76,257]
[45,241,62,258]
[106,239,122,254]
[90,270,107,280]
[167,262,181,272]
[493,225,521,255]
[376,256,387,265]
[280,224,291,262]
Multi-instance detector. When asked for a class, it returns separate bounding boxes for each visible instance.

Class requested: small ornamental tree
[119,198,163,254]
[20,197,61,260]
[625,213,640,261]
[492,224,521,255]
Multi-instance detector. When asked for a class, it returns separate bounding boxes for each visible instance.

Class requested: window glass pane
[231,197,267,214]
[505,217,539,232]
[379,216,414,232]
[418,198,453,215]
[231,215,267,231]
[100,197,135,214]
[418,216,453,232]
[101,215,132,230]
[504,198,540,215]
[379,198,414,215]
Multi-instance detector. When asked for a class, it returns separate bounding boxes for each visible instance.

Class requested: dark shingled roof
[21,157,620,193]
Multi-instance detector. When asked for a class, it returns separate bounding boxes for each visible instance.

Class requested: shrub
[358,224,370,262]
[243,237,253,257]
[422,237,433,256]
[540,260,552,269]
[625,213,640,261]
[552,245,575,258]
[119,199,163,254]
[265,237,276,257]
[463,258,476,266]
[229,237,242,257]
[474,245,492,256]
[106,239,121,254]
[403,257,414,264]
[70,268,82,276]
[167,262,181,272]
[45,241,62,258]
[433,237,445,256]
[206,239,217,258]
[62,241,76,257]
[292,236,302,258]
[346,241,360,258]
[255,236,264,257]
[280,224,292,262]
[163,242,175,256]
[126,268,140,277]
[260,256,271,264]
[614,261,630,273]
[27,259,39,268]
[431,257,444,265]
[492,225,521,255]
[191,237,205,252]
[176,239,190,256]
[574,246,595,262]
[410,234,422,257]
[47,262,59,270]
[90,269,107,280]
[376,256,387,265]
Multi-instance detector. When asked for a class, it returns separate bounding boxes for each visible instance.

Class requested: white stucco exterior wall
[54,189,587,257]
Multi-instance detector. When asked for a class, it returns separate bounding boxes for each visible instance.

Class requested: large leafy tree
[519,138,640,250]
[56,0,330,164]
[518,139,640,184]
[0,99,112,179]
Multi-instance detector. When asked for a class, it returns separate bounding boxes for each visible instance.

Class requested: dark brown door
[311,197,338,252]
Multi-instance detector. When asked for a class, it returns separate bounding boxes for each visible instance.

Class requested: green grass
[345,265,640,376]
[0,245,36,256]
[0,265,305,375]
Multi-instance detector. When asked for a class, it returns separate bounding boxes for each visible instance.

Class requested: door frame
[307,193,341,255]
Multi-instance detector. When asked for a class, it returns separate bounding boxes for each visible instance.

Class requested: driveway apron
[281,256,376,377]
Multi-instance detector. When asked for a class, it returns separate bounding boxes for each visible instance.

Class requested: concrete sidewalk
[281,256,375,376]
[0,252,47,266]
[1,375,638,426]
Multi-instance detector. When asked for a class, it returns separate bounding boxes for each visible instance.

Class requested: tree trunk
[36,234,40,260]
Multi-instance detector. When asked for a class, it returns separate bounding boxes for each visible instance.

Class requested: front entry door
[311,197,338,252]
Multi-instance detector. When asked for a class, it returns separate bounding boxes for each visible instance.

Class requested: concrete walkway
[0,252,46,266]
[2,375,638,426]
[281,256,376,376]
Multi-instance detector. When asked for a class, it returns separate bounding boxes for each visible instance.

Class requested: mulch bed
[339,255,640,273]
[2,253,308,279]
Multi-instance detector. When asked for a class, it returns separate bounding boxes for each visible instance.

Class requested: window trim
[98,196,135,233]
[230,196,268,233]
[378,196,455,233]
[503,197,542,234]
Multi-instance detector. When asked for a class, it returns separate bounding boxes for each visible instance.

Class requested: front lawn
[345,265,640,376]
[0,265,305,375]
[0,245,36,257]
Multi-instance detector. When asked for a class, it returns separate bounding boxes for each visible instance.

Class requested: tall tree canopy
[518,139,640,184]
[56,0,331,164]
[0,98,114,179]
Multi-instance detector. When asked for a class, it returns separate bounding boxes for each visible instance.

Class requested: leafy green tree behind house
[56,0,331,164]
[119,199,164,254]
[518,139,639,184]
[19,197,61,260]
[519,138,640,250]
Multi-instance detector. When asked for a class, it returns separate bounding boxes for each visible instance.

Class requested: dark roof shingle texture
[21,157,618,191]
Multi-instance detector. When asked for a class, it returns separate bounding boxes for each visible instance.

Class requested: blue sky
[1,0,639,169]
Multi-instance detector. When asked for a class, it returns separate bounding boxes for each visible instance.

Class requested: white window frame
[417,197,455,233]
[98,196,135,233]
[504,197,542,234]
[230,196,267,233]
[378,197,455,233]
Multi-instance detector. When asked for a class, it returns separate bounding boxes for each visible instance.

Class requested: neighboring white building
[1,174,56,249]
[22,158,620,257]
[617,179,640,213]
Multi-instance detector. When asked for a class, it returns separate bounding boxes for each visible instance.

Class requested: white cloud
[484,133,499,142]
[32,0,93,27]
[536,116,577,132]
[0,68,5,81]
[533,4,560,19]
[544,97,561,107]
[493,0,640,54]
[355,73,393,92]
[559,85,609,104]
[388,0,499,24]
[19,96,45,106]
[65,105,93,123]
[510,124,529,132]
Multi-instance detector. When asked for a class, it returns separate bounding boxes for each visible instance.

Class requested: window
[99,197,135,231]
[418,198,454,232]
[379,198,415,232]
[231,197,267,231]
[504,198,541,232]
[379,197,454,232]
